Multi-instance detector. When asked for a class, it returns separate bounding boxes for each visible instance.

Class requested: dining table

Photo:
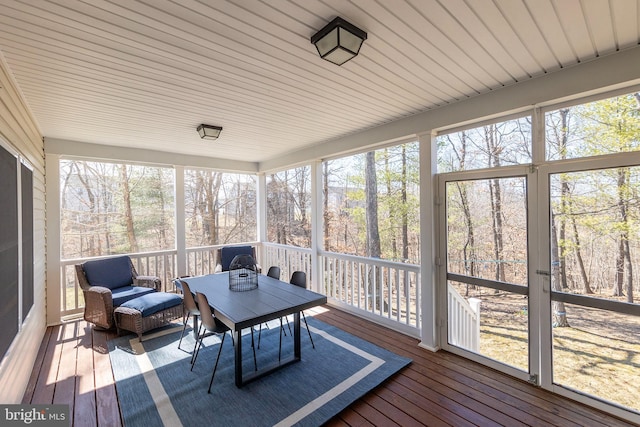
[181,272,327,387]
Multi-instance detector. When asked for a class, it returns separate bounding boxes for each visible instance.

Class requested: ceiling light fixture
[197,124,223,140]
[310,17,367,66]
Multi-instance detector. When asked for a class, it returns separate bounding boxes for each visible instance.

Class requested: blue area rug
[108,316,411,427]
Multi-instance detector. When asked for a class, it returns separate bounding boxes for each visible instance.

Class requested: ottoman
[114,292,183,341]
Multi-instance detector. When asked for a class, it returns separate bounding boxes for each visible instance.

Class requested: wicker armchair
[76,256,161,329]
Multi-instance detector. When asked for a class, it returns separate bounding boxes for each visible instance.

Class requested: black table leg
[293,312,301,359]
[234,328,243,387]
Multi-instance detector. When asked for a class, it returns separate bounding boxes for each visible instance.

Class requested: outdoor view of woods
[266,166,311,248]
[265,146,421,328]
[439,116,532,373]
[60,164,257,258]
[439,94,640,303]
[323,143,421,262]
[60,161,176,258]
[184,170,256,247]
[438,91,640,413]
[266,143,421,262]
[546,96,640,306]
[61,143,421,261]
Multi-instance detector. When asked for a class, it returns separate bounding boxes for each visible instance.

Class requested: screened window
[549,166,640,304]
[437,116,532,172]
[323,142,420,262]
[446,177,528,286]
[184,169,256,247]
[546,91,640,161]
[266,166,311,248]
[60,160,175,258]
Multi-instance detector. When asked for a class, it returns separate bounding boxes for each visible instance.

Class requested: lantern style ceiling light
[197,124,223,140]
[310,17,367,66]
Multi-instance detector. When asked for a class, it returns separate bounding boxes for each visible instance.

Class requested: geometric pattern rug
[108,316,411,427]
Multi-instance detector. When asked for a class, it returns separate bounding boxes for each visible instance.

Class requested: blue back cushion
[220,246,253,271]
[119,292,182,317]
[83,256,133,290]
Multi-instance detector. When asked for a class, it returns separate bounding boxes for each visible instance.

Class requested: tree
[551,212,570,327]
[578,93,640,303]
[266,167,311,247]
[322,142,420,262]
[194,170,223,245]
[614,167,633,300]
[365,151,382,311]
[61,160,175,258]
[401,144,409,263]
[365,151,381,259]
[547,108,592,294]
[442,131,478,295]
[323,162,330,249]
[383,148,398,260]
[267,173,288,245]
[485,124,505,283]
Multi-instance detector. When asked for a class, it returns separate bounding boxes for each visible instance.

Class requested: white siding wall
[0,54,46,403]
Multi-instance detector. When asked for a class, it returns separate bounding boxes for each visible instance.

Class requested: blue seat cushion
[220,246,253,271]
[83,256,133,290]
[112,286,156,307]
[119,292,183,317]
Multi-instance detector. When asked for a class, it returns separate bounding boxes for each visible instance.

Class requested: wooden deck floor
[23,306,638,427]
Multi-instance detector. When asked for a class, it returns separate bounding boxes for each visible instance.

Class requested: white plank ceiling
[0,0,638,163]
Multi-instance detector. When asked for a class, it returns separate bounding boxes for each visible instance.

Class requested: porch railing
[320,251,420,331]
[447,285,481,351]
[262,243,312,283]
[186,245,220,277]
[60,244,422,336]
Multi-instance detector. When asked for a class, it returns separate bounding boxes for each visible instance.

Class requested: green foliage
[60,161,176,258]
[548,92,640,301]
[325,142,421,262]
[578,94,640,156]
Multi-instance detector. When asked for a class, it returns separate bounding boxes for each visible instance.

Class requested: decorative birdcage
[228,254,259,291]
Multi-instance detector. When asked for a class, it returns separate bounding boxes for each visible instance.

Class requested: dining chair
[174,278,199,352]
[190,292,257,378]
[276,271,316,361]
[191,292,232,393]
[258,265,286,349]
[289,271,315,349]
[266,266,280,279]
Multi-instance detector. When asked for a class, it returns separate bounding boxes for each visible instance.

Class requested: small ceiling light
[197,124,223,140]
[310,17,367,66]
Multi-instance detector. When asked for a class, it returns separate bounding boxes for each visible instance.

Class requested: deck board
[24,306,639,427]
[360,392,425,427]
[92,326,122,427]
[29,324,60,405]
[22,325,52,404]
[75,321,97,427]
[371,386,452,427]
[53,322,79,426]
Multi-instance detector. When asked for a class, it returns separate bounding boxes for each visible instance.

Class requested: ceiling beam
[45,138,258,172]
[260,44,640,172]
